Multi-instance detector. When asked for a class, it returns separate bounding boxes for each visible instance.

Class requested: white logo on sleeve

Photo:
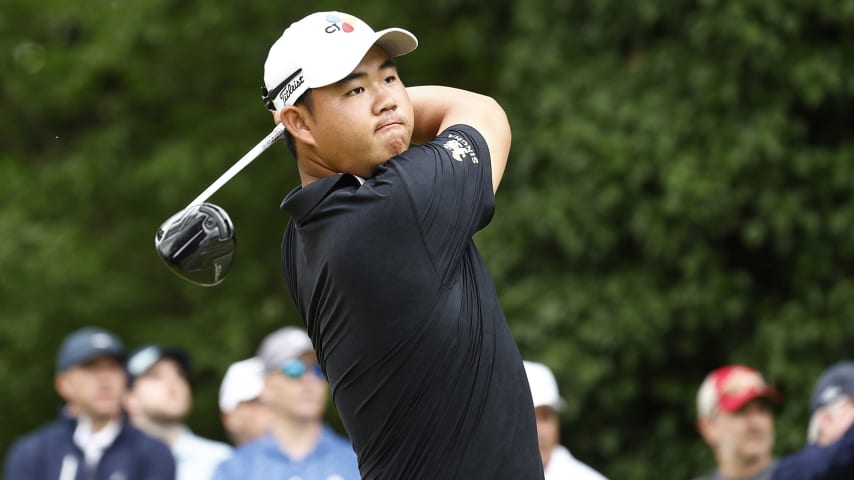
[442,134,479,164]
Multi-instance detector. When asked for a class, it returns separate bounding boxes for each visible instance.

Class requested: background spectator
[524,360,607,480]
[694,365,782,480]
[125,344,231,480]
[213,326,359,480]
[770,361,854,480]
[807,362,854,447]
[218,357,271,445]
[3,327,175,480]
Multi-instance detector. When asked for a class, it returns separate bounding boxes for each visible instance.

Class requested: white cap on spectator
[524,360,566,412]
[219,357,265,412]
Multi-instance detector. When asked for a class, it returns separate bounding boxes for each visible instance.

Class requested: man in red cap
[694,365,783,480]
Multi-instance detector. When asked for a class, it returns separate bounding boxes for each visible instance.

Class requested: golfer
[264,11,543,479]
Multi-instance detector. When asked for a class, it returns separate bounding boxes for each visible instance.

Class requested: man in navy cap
[771,361,854,480]
[3,326,175,480]
[807,361,854,448]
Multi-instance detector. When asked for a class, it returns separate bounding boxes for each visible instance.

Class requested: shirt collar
[73,416,122,467]
[280,174,362,224]
[171,427,196,458]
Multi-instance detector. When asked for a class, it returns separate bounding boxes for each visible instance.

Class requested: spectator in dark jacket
[3,326,175,480]
[771,361,854,480]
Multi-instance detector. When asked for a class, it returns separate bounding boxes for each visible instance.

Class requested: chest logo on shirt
[443,134,479,164]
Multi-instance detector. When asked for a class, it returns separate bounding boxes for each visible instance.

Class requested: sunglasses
[281,358,324,379]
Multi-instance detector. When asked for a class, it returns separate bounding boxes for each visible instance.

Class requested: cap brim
[68,351,126,371]
[719,387,783,413]
[308,28,418,89]
[262,346,316,373]
[374,28,418,58]
[534,399,567,412]
[127,346,191,381]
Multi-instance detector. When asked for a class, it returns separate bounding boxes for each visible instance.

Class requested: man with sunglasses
[213,326,359,480]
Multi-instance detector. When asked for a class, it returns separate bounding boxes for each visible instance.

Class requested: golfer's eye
[346,87,365,97]
[384,75,397,84]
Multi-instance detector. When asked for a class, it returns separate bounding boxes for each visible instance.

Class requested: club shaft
[186,123,286,208]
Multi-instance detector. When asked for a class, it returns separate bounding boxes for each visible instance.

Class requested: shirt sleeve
[382,124,496,281]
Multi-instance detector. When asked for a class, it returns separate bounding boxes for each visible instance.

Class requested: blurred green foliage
[2,0,853,478]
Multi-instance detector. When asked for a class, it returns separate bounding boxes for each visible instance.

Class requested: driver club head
[155,203,236,286]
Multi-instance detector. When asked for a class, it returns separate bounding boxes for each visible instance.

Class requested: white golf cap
[219,357,265,412]
[523,360,566,412]
[263,11,418,111]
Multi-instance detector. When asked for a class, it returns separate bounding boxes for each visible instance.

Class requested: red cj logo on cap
[325,14,356,33]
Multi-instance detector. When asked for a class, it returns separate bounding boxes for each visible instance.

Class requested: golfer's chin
[379,137,405,157]
[349,139,412,178]
[379,127,412,155]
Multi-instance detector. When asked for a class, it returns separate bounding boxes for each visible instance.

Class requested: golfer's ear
[279,106,315,146]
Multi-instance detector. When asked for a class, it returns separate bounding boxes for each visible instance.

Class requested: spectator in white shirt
[524,360,608,480]
[218,357,271,445]
[125,344,232,480]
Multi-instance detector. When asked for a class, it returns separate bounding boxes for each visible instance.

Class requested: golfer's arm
[408,86,511,193]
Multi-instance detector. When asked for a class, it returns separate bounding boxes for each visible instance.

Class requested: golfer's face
[715,400,775,463]
[307,45,415,178]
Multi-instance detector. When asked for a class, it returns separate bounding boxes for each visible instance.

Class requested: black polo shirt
[280,125,543,480]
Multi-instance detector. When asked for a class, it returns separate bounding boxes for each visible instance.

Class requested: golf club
[155,123,286,286]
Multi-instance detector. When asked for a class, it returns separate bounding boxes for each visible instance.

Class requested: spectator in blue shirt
[3,326,175,480]
[213,327,360,480]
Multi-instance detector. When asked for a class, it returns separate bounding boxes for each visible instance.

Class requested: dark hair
[283,90,313,159]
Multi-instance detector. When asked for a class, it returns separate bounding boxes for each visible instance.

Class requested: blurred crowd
[3,325,853,480]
